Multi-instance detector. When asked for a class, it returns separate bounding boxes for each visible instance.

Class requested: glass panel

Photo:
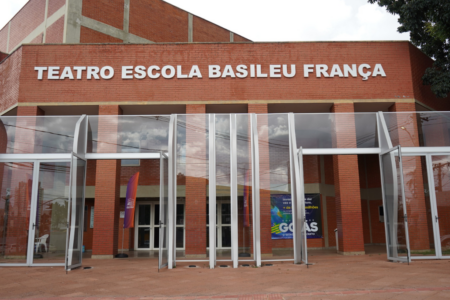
[176,204,184,225]
[154,204,159,225]
[257,114,294,260]
[431,155,450,256]
[35,162,70,264]
[138,228,150,249]
[88,116,170,153]
[216,115,231,259]
[138,205,150,225]
[67,158,85,267]
[221,203,231,225]
[380,150,409,261]
[236,114,253,259]
[383,112,450,147]
[294,113,378,148]
[221,226,231,248]
[402,156,436,256]
[154,227,160,248]
[176,227,184,249]
[0,116,79,154]
[176,115,209,260]
[0,162,34,264]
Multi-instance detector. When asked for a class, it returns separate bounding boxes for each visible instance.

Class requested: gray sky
[0,0,409,41]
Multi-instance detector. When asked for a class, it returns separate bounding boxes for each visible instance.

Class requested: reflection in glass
[258,114,294,259]
[35,162,71,264]
[432,156,450,256]
[0,117,79,154]
[176,115,209,260]
[381,150,409,260]
[88,116,170,153]
[0,162,34,264]
[402,156,436,256]
[294,113,378,148]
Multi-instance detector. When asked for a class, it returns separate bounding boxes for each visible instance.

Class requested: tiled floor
[1,249,450,299]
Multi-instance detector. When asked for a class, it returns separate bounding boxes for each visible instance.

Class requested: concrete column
[331,103,365,255]
[64,0,82,43]
[188,14,193,43]
[92,105,123,259]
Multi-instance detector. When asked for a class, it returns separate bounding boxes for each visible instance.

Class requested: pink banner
[123,172,140,228]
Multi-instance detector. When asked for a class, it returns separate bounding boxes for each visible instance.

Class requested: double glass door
[0,160,85,267]
[380,148,450,261]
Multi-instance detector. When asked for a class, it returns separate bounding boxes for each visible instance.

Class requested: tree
[368,0,450,98]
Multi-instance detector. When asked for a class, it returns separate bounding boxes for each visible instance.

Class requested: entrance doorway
[135,201,186,251]
[0,161,72,266]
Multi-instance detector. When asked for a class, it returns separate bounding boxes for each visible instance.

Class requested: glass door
[430,155,450,258]
[32,161,71,266]
[0,162,35,266]
[380,146,411,263]
[65,154,86,270]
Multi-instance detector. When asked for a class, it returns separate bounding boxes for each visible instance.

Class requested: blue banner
[271,193,322,239]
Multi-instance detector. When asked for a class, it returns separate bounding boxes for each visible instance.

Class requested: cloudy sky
[1,0,409,41]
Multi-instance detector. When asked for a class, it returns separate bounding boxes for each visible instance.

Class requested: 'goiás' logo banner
[271,193,322,240]
[123,172,140,229]
[34,63,386,81]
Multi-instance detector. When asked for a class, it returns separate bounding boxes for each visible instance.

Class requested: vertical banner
[271,193,322,239]
[123,172,140,229]
[243,170,250,227]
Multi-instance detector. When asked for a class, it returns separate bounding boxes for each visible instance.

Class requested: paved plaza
[1,249,450,299]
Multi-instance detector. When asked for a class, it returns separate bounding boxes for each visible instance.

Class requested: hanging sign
[271,193,322,240]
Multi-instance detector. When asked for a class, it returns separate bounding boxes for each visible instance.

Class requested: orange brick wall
[0,48,22,113]
[9,0,46,51]
[129,0,188,43]
[82,0,124,30]
[30,33,43,44]
[0,27,8,53]
[48,0,66,17]
[17,42,446,107]
[193,16,230,42]
[80,26,123,44]
[409,44,449,111]
[45,16,65,44]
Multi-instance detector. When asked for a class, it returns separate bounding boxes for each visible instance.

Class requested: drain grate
[188,265,197,268]
[264,264,273,267]
[242,264,250,267]
[83,266,93,270]
[219,265,228,268]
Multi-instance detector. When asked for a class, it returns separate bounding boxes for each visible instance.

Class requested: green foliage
[368,0,450,98]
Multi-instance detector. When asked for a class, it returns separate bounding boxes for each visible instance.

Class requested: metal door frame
[379,145,411,263]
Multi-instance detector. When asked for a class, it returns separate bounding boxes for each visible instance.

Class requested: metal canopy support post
[250,114,261,267]
[288,113,306,265]
[230,114,239,268]
[167,115,176,269]
[66,115,87,271]
[208,114,217,269]
[172,115,178,265]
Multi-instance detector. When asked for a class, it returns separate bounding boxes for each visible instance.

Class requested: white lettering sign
[35,64,386,81]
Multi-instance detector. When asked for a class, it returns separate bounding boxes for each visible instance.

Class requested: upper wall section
[0,0,66,54]
[0,48,22,113]
[12,41,447,109]
[80,0,251,43]
[0,0,250,52]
